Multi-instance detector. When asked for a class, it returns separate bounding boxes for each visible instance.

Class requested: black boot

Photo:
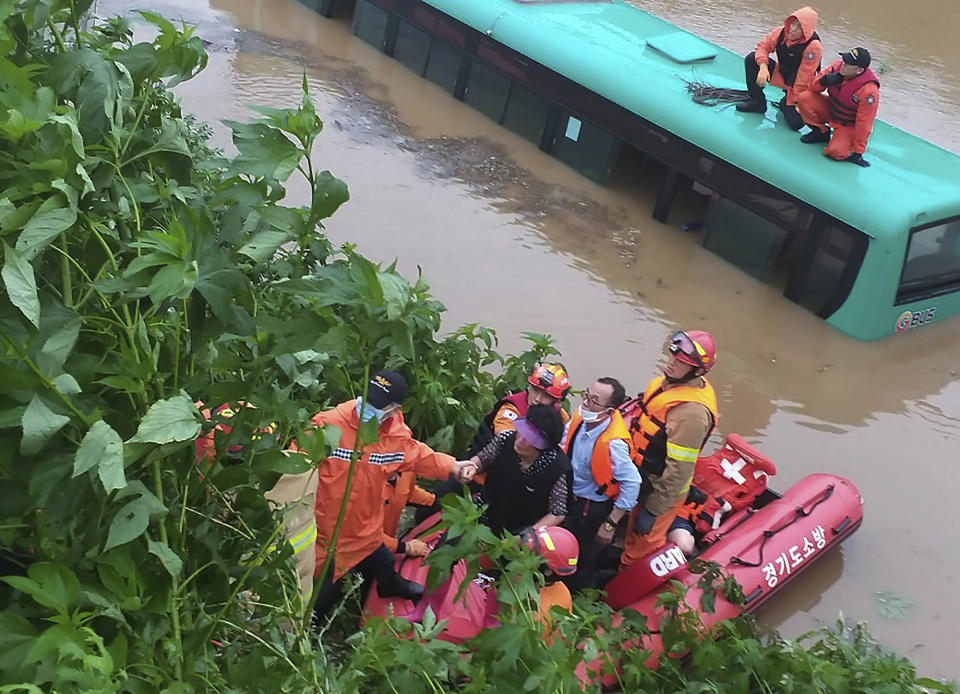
[736,98,767,113]
[777,97,805,131]
[376,573,425,602]
[800,128,831,144]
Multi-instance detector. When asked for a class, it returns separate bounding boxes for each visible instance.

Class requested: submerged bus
[305,0,960,340]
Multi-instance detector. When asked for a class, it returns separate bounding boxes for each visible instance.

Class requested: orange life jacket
[564,408,636,499]
[628,375,718,481]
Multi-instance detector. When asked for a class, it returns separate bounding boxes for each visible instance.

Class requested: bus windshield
[896,217,960,304]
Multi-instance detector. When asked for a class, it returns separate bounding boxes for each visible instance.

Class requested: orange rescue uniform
[381,471,436,553]
[306,401,455,580]
[796,59,880,160]
[753,7,822,106]
[622,376,718,566]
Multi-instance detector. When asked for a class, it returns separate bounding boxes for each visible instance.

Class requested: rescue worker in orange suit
[416,363,571,523]
[621,331,719,567]
[307,370,477,620]
[795,47,879,167]
[519,525,579,642]
[560,377,641,592]
[196,402,319,605]
[382,471,435,558]
[736,7,822,131]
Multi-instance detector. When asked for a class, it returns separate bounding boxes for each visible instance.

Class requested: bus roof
[425,0,960,238]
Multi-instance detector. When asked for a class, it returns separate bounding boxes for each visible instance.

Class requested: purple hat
[514,418,550,450]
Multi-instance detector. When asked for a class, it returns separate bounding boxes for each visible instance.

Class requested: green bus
[308,0,960,340]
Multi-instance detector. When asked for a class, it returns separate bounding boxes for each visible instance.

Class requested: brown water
[108,0,960,678]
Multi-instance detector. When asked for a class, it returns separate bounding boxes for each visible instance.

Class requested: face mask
[357,397,389,423]
[578,404,606,423]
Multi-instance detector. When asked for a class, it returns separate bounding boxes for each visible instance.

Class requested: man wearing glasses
[621,331,720,567]
[560,377,640,591]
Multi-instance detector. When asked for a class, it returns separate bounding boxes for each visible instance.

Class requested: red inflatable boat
[363,434,864,656]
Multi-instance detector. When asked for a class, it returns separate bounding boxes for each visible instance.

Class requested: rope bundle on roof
[682,79,753,106]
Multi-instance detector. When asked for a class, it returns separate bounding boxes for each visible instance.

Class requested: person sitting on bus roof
[735,7,822,131]
[621,331,719,567]
[795,47,880,167]
[460,404,570,535]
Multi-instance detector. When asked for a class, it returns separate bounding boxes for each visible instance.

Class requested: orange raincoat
[753,7,822,106]
[382,471,436,553]
[308,401,455,579]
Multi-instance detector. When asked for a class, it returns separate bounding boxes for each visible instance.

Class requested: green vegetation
[0,2,955,691]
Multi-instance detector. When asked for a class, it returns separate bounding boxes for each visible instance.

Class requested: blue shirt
[566,417,641,512]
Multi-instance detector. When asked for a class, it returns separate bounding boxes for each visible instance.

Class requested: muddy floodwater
[107,0,960,678]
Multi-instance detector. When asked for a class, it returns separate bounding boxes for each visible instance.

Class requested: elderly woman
[465,404,570,535]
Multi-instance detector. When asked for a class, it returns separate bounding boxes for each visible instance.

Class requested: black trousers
[562,495,615,593]
[743,51,805,130]
[743,51,777,101]
[312,543,398,621]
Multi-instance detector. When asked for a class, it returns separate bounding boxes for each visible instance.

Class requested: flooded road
[109,0,960,678]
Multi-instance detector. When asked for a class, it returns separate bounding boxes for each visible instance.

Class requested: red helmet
[528,363,571,400]
[669,330,717,374]
[521,526,579,576]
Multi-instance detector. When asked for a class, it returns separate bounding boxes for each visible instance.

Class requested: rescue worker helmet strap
[668,330,717,372]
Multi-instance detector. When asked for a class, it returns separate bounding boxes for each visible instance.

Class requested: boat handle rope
[729,484,835,569]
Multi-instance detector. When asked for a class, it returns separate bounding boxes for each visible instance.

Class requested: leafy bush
[0,2,955,693]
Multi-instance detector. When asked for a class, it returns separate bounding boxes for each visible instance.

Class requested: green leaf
[129,394,201,444]
[147,537,183,578]
[74,420,126,493]
[1,562,79,613]
[14,196,77,260]
[53,373,81,394]
[20,395,70,454]
[104,492,167,552]
[224,120,302,181]
[312,170,350,220]
[239,229,292,263]
[2,242,40,328]
[0,613,38,670]
[37,315,81,374]
[24,623,77,664]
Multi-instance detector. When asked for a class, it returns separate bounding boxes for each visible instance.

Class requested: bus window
[701,195,789,280]
[502,83,552,146]
[424,41,464,94]
[896,217,960,304]
[787,222,867,317]
[353,0,390,50]
[394,20,431,76]
[464,61,512,123]
[551,110,620,182]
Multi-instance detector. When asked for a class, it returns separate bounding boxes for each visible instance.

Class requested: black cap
[366,370,409,409]
[839,47,871,69]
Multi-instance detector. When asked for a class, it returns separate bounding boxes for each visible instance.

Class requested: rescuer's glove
[632,508,658,535]
[844,152,870,167]
[820,72,843,87]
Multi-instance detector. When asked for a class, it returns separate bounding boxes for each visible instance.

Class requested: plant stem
[153,460,184,681]
[59,234,73,307]
[0,333,93,427]
[46,19,68,53]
